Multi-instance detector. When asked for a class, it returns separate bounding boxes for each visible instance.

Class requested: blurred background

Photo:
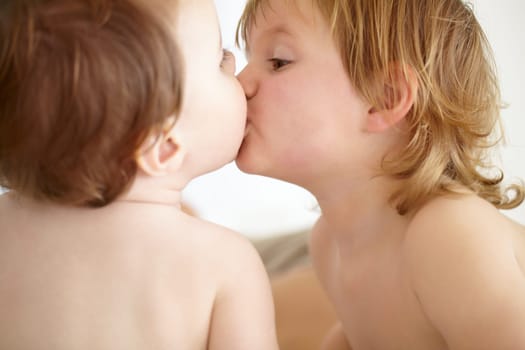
[181,0,525,238]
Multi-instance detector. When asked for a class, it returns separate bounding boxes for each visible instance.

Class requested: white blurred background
[181,0,525,238]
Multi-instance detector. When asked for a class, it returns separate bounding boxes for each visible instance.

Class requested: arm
[405,197,525,350]
[321,323,353,350]
[207,233,279,350]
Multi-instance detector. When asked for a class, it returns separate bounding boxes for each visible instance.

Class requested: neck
[311,174,410,249]
[116,173,185,208]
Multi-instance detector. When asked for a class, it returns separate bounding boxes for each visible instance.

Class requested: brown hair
[237,0,524,214]
[0,0,183,207]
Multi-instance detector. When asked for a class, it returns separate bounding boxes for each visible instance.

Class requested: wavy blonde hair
[237,0,524,215]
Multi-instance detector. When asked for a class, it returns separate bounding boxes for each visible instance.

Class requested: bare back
[311,194,525,350]
[0,193,276,350]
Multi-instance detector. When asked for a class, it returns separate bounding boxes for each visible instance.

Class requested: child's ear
[366,64,418,133]
[135,119,185,177]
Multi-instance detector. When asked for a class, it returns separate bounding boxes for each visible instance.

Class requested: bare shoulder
[172,212,261,264]
[186,220,278,349]
[150,210,269,287]
[403,193,522,257]
[402,193,524,277]
[402,194,525,348]
[193,219,269,289]
[113,204,253,251]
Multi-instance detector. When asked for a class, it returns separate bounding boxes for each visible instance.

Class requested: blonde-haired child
[236,0,525,348]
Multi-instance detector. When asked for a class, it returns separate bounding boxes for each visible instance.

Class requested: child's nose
[236,66,257,100]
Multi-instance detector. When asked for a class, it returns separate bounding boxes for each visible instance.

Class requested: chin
[235,148,265,176]
[236,152,309,190]
[235,138,273,174]
[235,153,276,180]
[234,156,257,175]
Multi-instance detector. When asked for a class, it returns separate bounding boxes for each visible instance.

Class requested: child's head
[0,0,246,207]
[0,0,182,206]
[237,0,524,214]
[169,0,246,184]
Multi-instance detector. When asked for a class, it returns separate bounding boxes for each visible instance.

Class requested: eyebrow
[264,25,294,37]
[245,24,294,55]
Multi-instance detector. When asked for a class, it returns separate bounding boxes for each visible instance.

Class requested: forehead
[254,0,321,26]
[175,0,220,46]
[244,0,326,46]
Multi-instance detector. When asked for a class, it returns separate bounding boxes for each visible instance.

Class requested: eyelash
[269,58,291,71]
[221,49,234,68]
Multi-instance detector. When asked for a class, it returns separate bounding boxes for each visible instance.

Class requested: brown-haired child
[0,0,278,348]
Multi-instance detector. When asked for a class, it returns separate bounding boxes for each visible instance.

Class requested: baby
[0,0,278,349]
[235,0,525,349]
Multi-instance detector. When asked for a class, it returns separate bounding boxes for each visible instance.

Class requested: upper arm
[404,197,525,350]
[207,232,279,350]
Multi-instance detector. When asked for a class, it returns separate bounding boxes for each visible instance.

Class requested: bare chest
[317,243,447,350]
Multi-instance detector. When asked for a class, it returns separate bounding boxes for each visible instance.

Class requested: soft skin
[0,0,279,349]
[237,0,525,349]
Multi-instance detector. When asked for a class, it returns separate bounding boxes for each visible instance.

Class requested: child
[235,0,525,349]
[0,0,279,349]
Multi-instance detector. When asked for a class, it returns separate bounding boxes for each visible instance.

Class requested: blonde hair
[237,0,524,214]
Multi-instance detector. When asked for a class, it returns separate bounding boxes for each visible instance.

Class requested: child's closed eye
[269,58,291,71]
